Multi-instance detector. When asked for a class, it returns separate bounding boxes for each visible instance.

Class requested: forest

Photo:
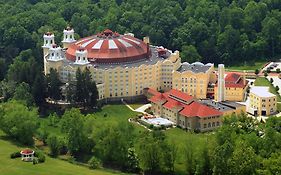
[1,0,281,82]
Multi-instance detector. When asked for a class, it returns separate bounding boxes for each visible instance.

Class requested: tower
[75,46,89,65]
[217,64,225,102]
[48,44,63,61]
[62,27,76,48]
[42,32,55,75]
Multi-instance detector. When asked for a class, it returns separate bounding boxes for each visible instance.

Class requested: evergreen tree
[47,68,62,101]
[32,72,46,105]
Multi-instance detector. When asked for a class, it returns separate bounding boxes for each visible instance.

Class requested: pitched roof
[216,72,248,88]
[179,101,223,118]
[149,89,222,118]
[225,73,241,83]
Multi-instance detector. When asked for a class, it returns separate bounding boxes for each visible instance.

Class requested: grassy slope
[0,131,126,175]
[254,77,281,111]
[224,61,267,71]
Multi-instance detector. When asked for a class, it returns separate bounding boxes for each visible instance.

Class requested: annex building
[248,86,277,116]
[146,88,245,131]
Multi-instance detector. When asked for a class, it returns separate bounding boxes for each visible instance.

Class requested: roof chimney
[217,64,225,102]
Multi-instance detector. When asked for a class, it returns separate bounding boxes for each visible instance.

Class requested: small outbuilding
[20,149,34,162]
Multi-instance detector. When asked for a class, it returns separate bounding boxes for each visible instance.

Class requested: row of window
[203,122,220,128]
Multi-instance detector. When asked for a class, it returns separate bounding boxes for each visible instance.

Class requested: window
[208,123,211,128]
[217,122,220,126]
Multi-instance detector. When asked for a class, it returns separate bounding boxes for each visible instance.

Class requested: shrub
[277,68,280,73]
[264,72,268,77]
[10,151,21,159]
[68,156,76,164]
[38,154,45,163]
[255,69,259,75]
[47,135,60,157]
[149,124,154,129]
[33,157,38,165]
[35,151,45,163]
[88,156,101,169]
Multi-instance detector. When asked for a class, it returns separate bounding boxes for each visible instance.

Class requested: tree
[270,78,274,83]
[74,68,98,108]
[181,45,202,63]
[13,82,34,106]
[185,139,195,175]
[47,135,60,157]
[275,86,279,92]
[93,122,135,168]
[277,68,280,73]
[126,147,140,173]
[228,140,258,175]
[32,73,46,105]
[60,108,91,156]
[212,140,233,175]
[47,68,62,101]
[0,100,38,145]
[75,68,84,103]
[137,132,162,173]
[163,142,178,173]
[255,69,259,75]
[88,156,101,169]
[262,16,281,56]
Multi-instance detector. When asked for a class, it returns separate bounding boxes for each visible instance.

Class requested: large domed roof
[66,29,150,63]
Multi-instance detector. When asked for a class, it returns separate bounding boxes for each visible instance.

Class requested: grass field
[254,77,281,111]
[0,131,126,175]
[224,61,267,71]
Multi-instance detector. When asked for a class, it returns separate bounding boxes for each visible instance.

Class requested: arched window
[217,122,220,126]
[212,122,215,127]
[208,123,211,128]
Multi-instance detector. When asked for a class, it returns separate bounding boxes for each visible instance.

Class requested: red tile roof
[168,89,194,101]
[225,73,241,82]
[216,73,248,88]
[179,101,223,118]
[149,89,222,118]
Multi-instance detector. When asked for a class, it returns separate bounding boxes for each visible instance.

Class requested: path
[121,99,151,114]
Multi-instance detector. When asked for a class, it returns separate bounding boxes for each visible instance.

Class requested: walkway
[121,99,151,114]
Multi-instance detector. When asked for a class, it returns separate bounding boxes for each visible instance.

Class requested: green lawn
[0,131,126,175]
[224,61,267,71]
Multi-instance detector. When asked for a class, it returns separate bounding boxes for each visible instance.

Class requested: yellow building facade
[43,28,181,101]
[172,62,216,99]
[248,86,277,116]
[214,72,248,102]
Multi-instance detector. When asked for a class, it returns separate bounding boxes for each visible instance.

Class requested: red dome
[66,29,150,63]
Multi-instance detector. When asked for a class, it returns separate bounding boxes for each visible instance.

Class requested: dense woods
[1,0,281,82]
